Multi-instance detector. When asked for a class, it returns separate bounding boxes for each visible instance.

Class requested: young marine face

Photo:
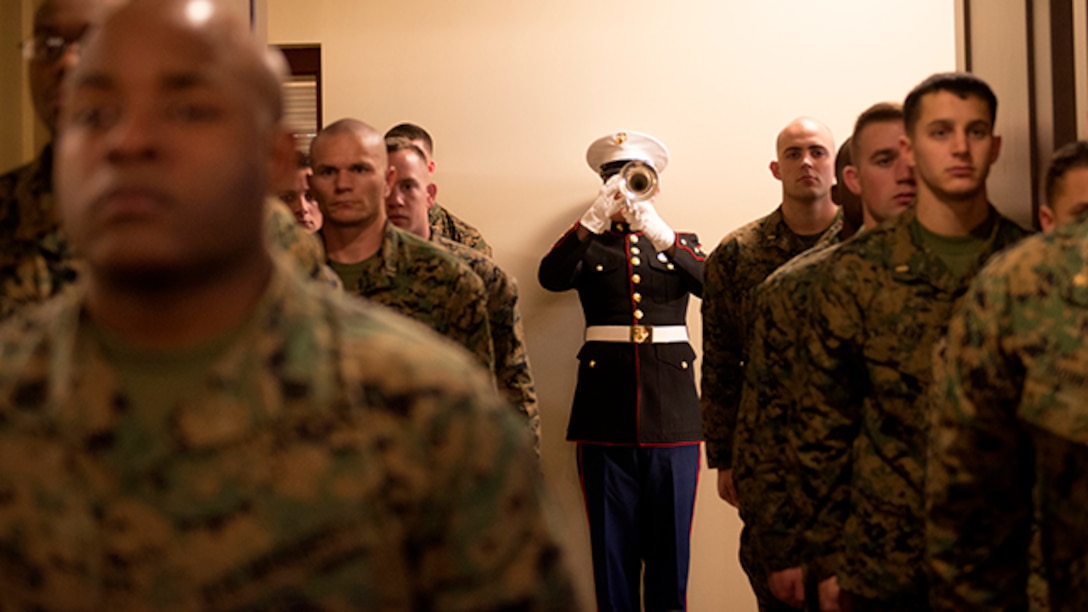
[385,149,434,239]
[1041,166,1088,230]
[55,1,284,278]
[771,118,835,203]
[904,90,1001,202]
[309,130,393,230]
[847,120,917,225]
[279,165,322,232]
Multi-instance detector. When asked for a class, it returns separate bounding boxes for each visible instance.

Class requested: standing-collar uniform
[701,206,843,469]
[929,216,1088,611]
[0,260,576,609]
[538,220,705,444]
[794,205,1029,603]
[0,144,80,319]
[428,201,493,258]
[333,221,494,373]
[434,234,540,453]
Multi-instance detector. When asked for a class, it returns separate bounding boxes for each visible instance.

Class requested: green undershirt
[328,257,379,293]
[911,213,994,278]
[796,231,825,250]
[90,316,256,476]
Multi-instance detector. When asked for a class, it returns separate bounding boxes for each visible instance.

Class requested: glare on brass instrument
[618,161,658,203]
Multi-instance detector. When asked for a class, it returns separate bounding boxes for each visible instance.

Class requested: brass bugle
[618,160,658,203]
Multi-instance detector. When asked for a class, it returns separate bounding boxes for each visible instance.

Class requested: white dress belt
[584,325,689,344]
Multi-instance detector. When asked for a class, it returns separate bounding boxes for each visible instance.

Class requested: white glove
[579,174,625,234]
[625,200,676,252]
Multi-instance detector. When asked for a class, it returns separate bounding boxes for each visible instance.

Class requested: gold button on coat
[633,292,642,303]
[631,257,641,266]
[634,309,644,319]
[632,274,641,284]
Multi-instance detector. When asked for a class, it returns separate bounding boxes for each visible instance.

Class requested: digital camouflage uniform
[0,145,341,315]
[436,234,540,453]
[0,260,576,610]
[928,217,1088,612]
[794,206,1028,608]
[701,206,841,610]
[429,201,493,257]
[0,145,80,320]
[334,221,494,373]
[701,206,843,469]
[732,240,844,610]
[263,198,343,289]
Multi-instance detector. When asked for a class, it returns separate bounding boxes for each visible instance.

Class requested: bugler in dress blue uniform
[539,130,705,611]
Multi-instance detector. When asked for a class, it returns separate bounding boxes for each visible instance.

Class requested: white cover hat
[585,130,669,175]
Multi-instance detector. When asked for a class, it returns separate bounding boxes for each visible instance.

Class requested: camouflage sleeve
[700,240,743,469]
[489,274,540,455]
[792,266,866,581]
[416,397,575,609]
[444,271,496,374]
[926,268,1032,611]
[263,199,342,290]
[733,278,805,572]
[429,203,494,258]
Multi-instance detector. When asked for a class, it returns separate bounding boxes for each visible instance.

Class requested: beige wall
[267,1,957,609]
[0,0,39,170]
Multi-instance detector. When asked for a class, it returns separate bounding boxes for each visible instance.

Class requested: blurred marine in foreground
[0,0,576,608]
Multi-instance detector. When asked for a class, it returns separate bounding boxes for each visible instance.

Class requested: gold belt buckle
[630,325,652,343]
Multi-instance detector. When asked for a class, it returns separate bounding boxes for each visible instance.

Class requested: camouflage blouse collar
[885,204,1008,290]
[1052,218,1088,306]
[46,260,336,418]
[375,221,412,282]
[760,205,844,252]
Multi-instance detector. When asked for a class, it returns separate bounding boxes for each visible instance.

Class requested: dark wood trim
[1051,0,1078,149]
[1027,0,1041,226]
[964,0,973,72]
[277,45,323,131]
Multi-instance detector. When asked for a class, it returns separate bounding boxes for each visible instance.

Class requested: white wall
[267,1,957,609]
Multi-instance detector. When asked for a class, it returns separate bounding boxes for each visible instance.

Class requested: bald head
[67,0,286,128]
[770,117,836,205]
[313,119,387,167]
[308,118,396,235]
[776,117,835,159]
